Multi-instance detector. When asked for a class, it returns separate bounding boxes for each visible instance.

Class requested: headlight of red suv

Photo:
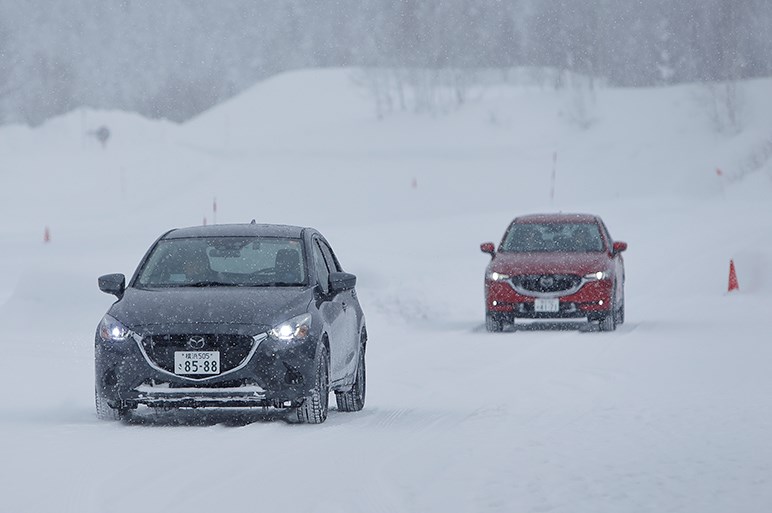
[486,271,511,282]
[583,271,610,281]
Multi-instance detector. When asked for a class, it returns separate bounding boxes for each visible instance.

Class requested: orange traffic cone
[728,259,739,292]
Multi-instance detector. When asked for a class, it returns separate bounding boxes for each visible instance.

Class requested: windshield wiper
[185,281,241,287]
[177,281,301,288]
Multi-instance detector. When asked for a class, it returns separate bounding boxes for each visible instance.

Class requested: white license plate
[174,351,221,375]
[534,298,560,313]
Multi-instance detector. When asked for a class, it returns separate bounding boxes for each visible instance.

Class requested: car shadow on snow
[473,321,603,333]
[123,407,295,427]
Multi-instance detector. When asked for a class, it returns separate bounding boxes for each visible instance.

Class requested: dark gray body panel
[95,223,366,411]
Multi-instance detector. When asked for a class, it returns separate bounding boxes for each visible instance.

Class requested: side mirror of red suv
[480,242,495,256]
[612,241,628,254]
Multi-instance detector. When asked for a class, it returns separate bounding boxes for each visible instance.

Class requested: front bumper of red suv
[485,276,613,321]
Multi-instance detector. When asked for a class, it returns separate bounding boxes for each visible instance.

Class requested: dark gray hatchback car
[95,223,367,424]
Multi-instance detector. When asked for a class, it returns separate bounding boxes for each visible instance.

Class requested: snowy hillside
[1,68,772,513]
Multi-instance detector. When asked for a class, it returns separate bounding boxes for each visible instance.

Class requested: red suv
[481,213,627,332]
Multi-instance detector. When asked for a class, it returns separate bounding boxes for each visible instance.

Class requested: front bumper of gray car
[95,327,319,410]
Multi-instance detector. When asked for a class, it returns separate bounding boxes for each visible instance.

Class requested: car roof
[513,213,599,224]
[163,223,307,239]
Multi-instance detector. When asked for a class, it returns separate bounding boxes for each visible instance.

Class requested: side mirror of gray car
[329,272,356,294]
[99,273,126,298]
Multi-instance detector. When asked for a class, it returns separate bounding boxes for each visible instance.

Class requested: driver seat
[274,249,302,284]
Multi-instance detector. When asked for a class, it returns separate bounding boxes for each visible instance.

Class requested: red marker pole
[716,168,726,199]
[213,197,217,225]
[44,226,51,243]
[550,151,558,204]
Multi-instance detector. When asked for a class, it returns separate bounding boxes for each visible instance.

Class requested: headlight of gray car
[269,313,312,342]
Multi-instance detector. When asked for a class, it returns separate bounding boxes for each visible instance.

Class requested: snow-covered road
[3,289,772,513]
[1,69,771,512]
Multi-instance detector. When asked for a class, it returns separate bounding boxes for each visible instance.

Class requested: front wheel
[95,388,129,421]
[485,312,505,332]
[598,297,617,332]
[295,344,330,424]
[614,300,625,325]
[614,283,625,325]
[598,314,616,332]
[335,341,366,412]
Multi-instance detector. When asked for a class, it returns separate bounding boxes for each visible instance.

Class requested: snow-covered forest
[1,0,770,125]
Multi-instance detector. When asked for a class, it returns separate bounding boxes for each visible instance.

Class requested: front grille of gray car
[141,334,256,375]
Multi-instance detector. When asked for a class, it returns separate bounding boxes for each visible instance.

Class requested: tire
[597,283,619,332]
[295,344,330,424]
[95,388,128,421]
[336,340,366,412]
[614,300,625,325]
[598,314,616,331]
[485,313,504,332]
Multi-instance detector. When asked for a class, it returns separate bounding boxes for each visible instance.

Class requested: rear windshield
[135,236,306,287]
[501,222,604,253]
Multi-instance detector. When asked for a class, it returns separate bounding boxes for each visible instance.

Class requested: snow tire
[598,314,616,331]
[614,301,625,326]
[485,313,505,332]
[335,339,366,412]
[295,344,330,424]
[95,388,128,421]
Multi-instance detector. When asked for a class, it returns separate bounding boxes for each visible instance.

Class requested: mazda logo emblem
[187,336,206,349]
[539,276,555,288]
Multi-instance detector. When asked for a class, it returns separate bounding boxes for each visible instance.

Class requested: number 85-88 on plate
[174,351,221,375]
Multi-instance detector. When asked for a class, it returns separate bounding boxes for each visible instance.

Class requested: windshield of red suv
[502,222,604,253]
[136,236,307,287]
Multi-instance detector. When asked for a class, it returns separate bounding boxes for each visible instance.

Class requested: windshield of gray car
[501,223,605,253]
[135,236,307,287]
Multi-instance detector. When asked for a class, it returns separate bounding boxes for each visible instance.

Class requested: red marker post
[550,152,558,204]
[728,259,739,292]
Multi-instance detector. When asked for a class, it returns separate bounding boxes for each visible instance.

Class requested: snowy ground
[1,69,771,513]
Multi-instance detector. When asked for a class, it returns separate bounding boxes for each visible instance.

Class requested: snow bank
[1,68,771,513]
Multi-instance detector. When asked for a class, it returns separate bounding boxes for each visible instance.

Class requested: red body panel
[485,279,613,312]
[490,252,611,277]
[483,213,626,321]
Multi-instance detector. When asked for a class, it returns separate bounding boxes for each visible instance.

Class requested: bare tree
[700,0,746,134]
[0,0,771,125]
[0,22,16,122]
[699,81,744,134]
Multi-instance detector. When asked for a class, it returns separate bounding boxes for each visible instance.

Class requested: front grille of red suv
[514,274,582,293]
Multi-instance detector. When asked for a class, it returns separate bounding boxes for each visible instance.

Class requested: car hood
[108,286,315,332]
[491,251,611,276]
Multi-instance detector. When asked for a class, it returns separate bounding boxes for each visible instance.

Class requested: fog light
[599,300,604,306]
[492,300,498,306]
[283,363,304,385]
